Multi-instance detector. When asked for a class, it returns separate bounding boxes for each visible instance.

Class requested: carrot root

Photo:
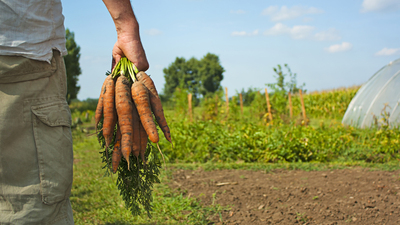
[131,81,159,143]
[115,76,134,171]
[103,75,117,148]
[136,72,171,143]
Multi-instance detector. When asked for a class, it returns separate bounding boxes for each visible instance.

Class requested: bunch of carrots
[95,57,171,173]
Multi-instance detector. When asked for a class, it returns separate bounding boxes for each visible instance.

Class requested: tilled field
[169,168,400,224]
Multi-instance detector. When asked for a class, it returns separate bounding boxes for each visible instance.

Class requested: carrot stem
[128,62,137,82]
[110,57,139,83]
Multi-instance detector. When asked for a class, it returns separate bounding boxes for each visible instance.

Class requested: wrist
[103,0,140,38]
[114,16,140,37]
[117,29,142,45]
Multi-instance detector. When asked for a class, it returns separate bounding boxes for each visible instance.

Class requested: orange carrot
[136,72,171,143]
[112,127,122,173]
[139,121,148,163]
[103,75,117,147]
[131,81,159,143]
[136,71,160,98]
[95,77,107,130]
[115,75,134,169]
[131,102,141,158]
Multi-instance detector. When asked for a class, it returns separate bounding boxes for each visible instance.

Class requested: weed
[212,192,217,205]
[295,212,308,223]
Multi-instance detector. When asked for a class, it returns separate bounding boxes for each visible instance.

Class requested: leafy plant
[201,91,224,121]
[267,64,305,94]
[159,115,400,164]
[171,87,190,117]
[250,91,267,120]
[266,64,306,122]
[237,87,262,106]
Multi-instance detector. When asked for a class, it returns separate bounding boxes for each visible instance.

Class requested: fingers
[111,56,117,71]
[112,39,149,72]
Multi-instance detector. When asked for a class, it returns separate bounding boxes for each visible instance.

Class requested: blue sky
[62,0,400,100]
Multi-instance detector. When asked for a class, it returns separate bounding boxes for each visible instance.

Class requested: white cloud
[325,42,353,53]
[145,29,162,36]
[263,23,342,42]
[262,5,324,21]
[230,9,246,14]
[263,23,314,39]
[231,30,259,37]
[314,28,341,41]
[361,0,400,12]
[375,47,400,56]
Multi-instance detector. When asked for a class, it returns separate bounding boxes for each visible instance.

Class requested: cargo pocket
[31,101,73,205]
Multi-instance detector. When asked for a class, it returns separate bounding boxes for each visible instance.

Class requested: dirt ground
[169,167,400,224]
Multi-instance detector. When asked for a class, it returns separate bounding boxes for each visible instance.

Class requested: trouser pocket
[0,53,56,84]
[31,101,73,205]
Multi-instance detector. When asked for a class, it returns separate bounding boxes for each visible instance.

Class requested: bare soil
[169,167,400,224]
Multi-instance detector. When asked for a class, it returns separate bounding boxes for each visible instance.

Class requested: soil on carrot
[169,167,400,224]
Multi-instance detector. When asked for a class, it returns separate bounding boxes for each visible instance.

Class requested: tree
[267,64,304,94]
[162,53,224,101]
[197,53,225,97]
[163,57,199,100]
[64,28,82,103]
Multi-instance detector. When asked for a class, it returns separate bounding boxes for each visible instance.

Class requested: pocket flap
[31,101,71,127]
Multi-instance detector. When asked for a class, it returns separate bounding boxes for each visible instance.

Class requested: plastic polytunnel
[342,58,400,129]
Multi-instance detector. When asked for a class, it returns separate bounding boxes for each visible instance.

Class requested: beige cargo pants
[0,51,74,224]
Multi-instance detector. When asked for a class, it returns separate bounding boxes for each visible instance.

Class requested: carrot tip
[140,153,145,163]
[156,143,167,170]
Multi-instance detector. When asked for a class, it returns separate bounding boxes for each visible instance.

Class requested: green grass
[71,130,226,225]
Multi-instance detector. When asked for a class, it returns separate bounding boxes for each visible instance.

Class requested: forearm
[103,0,149,71]
[102,0,139,38]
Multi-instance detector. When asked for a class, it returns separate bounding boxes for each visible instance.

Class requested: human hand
[111,34,149,72]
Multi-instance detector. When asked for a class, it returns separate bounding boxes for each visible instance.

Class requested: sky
[61,0,400,100]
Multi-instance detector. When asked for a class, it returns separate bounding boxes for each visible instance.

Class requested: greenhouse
[342,58,400,128]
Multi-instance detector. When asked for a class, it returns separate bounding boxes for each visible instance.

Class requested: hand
[112,34,149,72]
